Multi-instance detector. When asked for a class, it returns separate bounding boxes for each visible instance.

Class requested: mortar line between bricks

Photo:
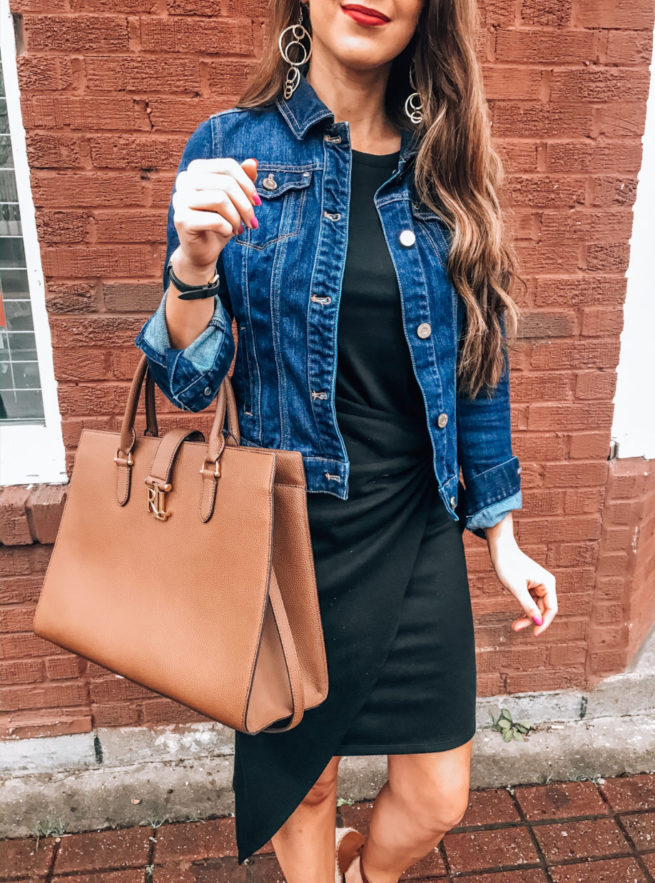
[545,850,652,867]
[444,845,650,878]
[44,835,59,883]
[500,786,554,883]
[450,805,655,832]
[144,824,157,883]
[438,835,451,879]
[597,779,655,882]
[38,866,152,880]
[613,813,655,882]
[447,862,545,878]
[518,826,556,883]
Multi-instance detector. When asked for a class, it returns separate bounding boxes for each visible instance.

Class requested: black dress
[231,147,477,863]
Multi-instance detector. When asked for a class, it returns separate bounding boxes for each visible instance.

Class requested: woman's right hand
[171,156,261,276]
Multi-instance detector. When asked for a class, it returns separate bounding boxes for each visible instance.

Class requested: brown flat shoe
[335,826,367,882]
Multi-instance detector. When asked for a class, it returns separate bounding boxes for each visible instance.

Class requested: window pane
[5,297,34,330]
[0,54,44,425]
[0,135,11,168]
[0,359,40,389]
[0,202,20,236]
[0,168,18,203]
[0,236,25,268]
[0,268,28,298]
[0,388,44,420]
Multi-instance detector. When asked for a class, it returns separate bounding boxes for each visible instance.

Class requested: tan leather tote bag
[32,353,329,734]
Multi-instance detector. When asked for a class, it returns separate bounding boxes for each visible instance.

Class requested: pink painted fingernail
[250,215,259,229]
[532,614,543,625]
[238,223,244,234]
[252,192,262,205]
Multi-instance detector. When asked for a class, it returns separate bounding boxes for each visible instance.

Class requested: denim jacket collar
[275,65,421,172]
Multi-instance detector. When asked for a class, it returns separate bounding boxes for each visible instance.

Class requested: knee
[415,784,469,833]
[390,774,470,834]
[435,790,470,832]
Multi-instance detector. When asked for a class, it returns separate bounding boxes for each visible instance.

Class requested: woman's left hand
[484,514,558,636]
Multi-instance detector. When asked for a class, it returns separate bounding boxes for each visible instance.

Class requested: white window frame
[0,0,66,486]
[611,23,655,460]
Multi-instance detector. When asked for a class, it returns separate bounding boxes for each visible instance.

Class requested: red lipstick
[342,4,390,26]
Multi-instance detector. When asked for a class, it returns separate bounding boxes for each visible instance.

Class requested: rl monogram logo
[145,478,172,521]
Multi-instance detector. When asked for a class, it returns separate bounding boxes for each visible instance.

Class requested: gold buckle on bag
[144,477,172,521]
[199,459,221,480]
[113,449,134,467]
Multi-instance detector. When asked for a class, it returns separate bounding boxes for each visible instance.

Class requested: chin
[331,44,392,71]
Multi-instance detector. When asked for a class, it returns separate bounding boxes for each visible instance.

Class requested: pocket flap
[256,168,313,199]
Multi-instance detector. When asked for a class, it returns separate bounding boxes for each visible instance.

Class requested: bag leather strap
[261,566,305,732]
[144,371,158,438]
[144,427,206,492]
[199,378,241,523]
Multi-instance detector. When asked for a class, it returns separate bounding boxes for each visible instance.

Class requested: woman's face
[304,0,424,71]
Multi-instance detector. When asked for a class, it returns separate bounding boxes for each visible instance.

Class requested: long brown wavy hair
[235,0,524,398]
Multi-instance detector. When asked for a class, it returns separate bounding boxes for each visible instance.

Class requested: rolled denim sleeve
[133,116,235,413]
[134,285,234,413]
[456,313,522,538]
[465,489,522,533]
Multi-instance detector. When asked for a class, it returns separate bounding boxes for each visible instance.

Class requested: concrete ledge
[2,716,654,840]
[3,626,654,840]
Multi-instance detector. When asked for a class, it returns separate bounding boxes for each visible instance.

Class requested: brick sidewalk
[2,774,653,881]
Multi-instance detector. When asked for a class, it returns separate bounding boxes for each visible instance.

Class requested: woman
[134,1,558,880]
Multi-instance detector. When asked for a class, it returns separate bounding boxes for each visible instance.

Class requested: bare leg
[271,754,342,883]
[347,738,473,883]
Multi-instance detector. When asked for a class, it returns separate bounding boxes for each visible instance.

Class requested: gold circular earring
[404,59,423,124]
[278,3,313,98]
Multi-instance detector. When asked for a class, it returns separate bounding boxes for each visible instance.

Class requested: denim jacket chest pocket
[234,166,314,250]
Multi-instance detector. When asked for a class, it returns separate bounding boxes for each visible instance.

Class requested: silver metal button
[324,210,341,221]
[437,412,448,428]
[203,386,212,397]
[261,173,278,190]
[450,495,457,508]
[417,322,432,339]
[399,229,416,247]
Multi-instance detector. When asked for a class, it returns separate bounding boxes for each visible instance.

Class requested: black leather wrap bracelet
[166,259,221,300]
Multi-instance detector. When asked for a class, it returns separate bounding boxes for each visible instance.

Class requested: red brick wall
[590,458,655,680]
[1,0,654,738]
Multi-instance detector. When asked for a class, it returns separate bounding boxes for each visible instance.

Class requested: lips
[342,4,390,24]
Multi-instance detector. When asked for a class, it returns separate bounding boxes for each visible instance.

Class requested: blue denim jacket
[134,68,522,538]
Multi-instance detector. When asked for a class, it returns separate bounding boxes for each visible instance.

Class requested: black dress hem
[335,726,477,755]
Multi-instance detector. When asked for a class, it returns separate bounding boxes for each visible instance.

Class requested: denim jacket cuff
[463,455,521,510]
[466,489,523,534]
[134,288,234,412]
[138,288,229,368]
